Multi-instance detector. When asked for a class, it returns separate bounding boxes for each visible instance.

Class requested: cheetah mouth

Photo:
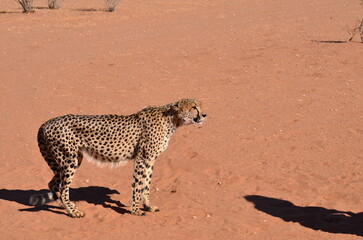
[193,118,201,123]
[193,113,207,124]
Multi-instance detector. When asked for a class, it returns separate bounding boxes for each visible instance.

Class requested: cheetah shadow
[244,195,363,237]
[0,186,130,216]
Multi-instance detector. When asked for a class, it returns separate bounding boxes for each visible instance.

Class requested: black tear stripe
[195,107,200,117]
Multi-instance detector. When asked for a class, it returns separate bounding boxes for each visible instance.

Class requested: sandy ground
[0,0,362,239]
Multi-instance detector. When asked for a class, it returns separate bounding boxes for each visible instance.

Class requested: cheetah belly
[81,147,129,168]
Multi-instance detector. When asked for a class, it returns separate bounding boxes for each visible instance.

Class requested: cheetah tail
[29,192,55,206]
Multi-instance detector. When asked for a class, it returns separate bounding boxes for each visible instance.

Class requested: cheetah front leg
[130,157,160,215]
[130,157,147,216]
[141,160,159,212]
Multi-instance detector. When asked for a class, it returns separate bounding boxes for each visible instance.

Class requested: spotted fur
[30,99,206,218]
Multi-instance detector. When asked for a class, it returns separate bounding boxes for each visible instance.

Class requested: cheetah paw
[70,210,85,218]
[144,205,160,212]
[131,210,146,216]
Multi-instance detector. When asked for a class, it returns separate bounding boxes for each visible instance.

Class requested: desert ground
[0,0,362,239]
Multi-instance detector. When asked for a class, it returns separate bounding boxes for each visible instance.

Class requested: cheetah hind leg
[59,162,85,218]
[29,173,65,208]
[29,192,55,206]
[33,137,63,207]
[29,173,62,207]
[48,172,65,208]
[60,185,85,218]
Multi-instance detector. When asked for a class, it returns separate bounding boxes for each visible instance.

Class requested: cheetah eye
[191,106,199,113]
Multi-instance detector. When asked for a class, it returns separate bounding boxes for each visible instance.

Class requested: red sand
[0,0,362,239]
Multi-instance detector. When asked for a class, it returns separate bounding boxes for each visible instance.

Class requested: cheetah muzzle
[30,99,206,218]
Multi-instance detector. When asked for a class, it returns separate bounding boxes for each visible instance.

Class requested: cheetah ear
[164,103,180,116]
[172,101,183,113]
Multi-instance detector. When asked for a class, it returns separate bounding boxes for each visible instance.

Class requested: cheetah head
[170,99,207,126]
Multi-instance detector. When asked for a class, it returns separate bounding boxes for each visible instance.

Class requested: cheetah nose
[202,114,207,118]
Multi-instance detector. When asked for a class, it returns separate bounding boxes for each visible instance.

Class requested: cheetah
[29,99,206,218]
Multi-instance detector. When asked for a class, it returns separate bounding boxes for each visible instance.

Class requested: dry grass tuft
[348,18,363,42]
[48,0,63,9]
[105,0,121,12]
[15,0,35,12]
